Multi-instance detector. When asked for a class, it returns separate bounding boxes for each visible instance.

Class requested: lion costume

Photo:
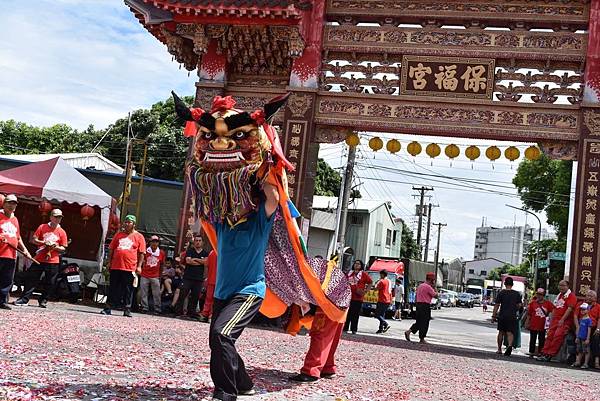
[172,92,350,332]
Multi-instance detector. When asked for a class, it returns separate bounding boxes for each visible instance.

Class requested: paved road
[1,302,597,401]
[354,305,529,354]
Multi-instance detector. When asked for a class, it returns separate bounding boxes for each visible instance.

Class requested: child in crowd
[572,303,593,369]
[482,297,488,312]
[161,257,176,297]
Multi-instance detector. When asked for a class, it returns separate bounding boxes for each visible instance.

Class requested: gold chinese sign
[400,56,495,99]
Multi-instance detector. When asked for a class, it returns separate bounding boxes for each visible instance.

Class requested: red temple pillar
[281,0,326,220]
[570,0,600,297]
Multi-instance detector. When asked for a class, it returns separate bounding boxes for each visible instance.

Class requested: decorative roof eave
[142,0,310,21]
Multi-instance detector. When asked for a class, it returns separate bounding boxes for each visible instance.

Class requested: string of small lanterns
[344,133,542,163]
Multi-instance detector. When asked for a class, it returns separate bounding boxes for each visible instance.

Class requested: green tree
[399,219,419,259]
[314,158,361,198]
[512,155,572,240]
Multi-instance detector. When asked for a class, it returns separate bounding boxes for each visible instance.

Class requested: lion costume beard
[190,163,264,224]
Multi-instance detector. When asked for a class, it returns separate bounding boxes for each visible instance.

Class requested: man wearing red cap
[0,195,32,310]
[139,235,165,314]
[405,272,438,343]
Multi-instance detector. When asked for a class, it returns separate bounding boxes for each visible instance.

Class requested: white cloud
[0,0,197,130]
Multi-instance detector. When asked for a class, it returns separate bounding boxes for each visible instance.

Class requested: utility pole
[433,223,447,278]
[423,203,438,262]
[413,186,433,260]
[335,144,357,262]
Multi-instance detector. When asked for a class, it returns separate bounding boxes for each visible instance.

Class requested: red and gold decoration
[345,132,360,147]
[407,141,422,157]
[386,139,401,154]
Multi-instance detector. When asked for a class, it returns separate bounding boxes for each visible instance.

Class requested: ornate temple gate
[127,0,600,297]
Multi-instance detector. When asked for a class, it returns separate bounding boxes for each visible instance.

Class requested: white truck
[466,285,483,305]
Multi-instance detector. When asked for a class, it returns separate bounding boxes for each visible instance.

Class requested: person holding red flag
[14,209,68,308]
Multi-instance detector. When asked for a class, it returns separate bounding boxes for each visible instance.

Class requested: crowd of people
[494,277,600,368]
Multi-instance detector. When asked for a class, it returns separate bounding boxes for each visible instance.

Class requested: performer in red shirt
[525,288,554,357]
[0,195,32,310]
[374,270,392,334]
[139,235,165,314]
[405,272,438,343]
[537,280,577,361]
[101,215,146,317]
[200,249,217,322]
[343,260,372,334]
[15,209,68,308]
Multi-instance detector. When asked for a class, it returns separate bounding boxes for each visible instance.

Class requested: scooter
[54,260,81,303]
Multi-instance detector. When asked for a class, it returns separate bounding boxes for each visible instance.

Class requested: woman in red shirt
[343,260,372,334]
[525,288,553,357]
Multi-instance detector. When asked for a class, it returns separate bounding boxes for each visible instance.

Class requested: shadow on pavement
[3,366,303,400]
[338,331,557,368]
[433,315,498,329]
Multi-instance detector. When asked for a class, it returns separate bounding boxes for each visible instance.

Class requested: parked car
[457,293,475,308]
[430,296,442,310]
[440,293,453,307]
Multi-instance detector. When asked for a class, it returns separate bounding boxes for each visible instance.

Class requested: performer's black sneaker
[13,299,27,306]
[123,309,132,318]
[100,308,112,315]
[39,301,48,308]
[0,303,12,310]
[290,373,318,382]
[504,346,513,357]
[376,329,383,334]
[382,325,390,333]
[238,388,257,396]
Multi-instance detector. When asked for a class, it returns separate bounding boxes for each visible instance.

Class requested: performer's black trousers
[210,294,262,401]
[20,262,59,303]
[343,300,363,333]
[107,269,134,310]
[0,257,16,304]
[410,302,432,339]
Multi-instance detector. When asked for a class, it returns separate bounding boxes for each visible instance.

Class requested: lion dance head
[172,91,293,225]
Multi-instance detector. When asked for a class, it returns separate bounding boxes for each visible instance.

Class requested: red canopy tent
[0,157,115,265]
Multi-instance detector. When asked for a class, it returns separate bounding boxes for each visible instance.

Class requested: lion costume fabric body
[173,92,350,330]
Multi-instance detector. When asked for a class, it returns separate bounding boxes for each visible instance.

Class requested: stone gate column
[570,0,600,297]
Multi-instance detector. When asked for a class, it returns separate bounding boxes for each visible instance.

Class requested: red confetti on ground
[1,304,599,401]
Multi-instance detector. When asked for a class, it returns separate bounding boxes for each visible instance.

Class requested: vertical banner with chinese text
[571,108,600,297]
[281,90,318,218]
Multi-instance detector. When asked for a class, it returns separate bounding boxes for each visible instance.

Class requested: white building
[0,153,124,174]
[464,258,507,285]
[473,225,554,265]
[309,196,402,263]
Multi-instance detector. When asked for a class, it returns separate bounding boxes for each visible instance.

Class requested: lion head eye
[203,132,216,140]
[233,131,249,140]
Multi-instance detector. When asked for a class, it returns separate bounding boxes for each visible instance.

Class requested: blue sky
[0,0,197,129]
[0,0,562,261]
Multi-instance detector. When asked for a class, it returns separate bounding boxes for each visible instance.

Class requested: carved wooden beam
[313,92,581,142]
[326,0,590,29]
[323,26,587,62]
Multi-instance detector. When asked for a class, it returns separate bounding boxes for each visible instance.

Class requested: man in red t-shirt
[405,272,438,343]
[139,235,165,314]
[343,260,373,334]
[200,249,217,322]
[537,280,577,361]
[101,215,146,317]
[374,270,392,334]
[15,209,68,308]
[0,195,32,310]
[525,288,554,357]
